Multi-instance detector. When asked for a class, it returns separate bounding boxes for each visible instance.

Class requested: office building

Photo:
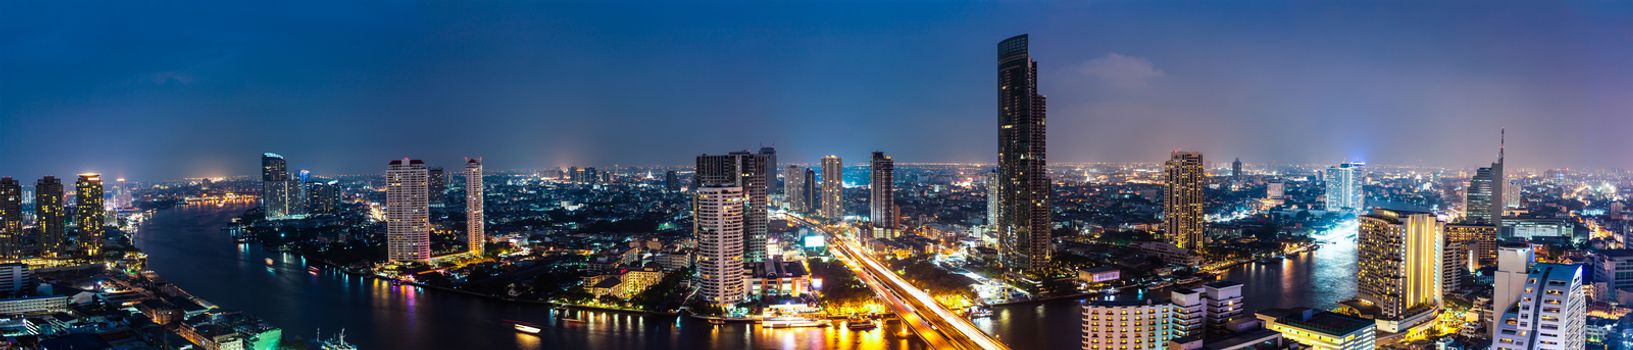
[785,166,807,213]
[305,180,340,215]
[820,155,843,221]
[1593,250,1633,302]
[386,158,430,263]
[427,166,446,208]
[74,174,104,257]
[1492,242,1534,339]
[996,34,1053,275]
[35,177,64,257]
[1356,208,1441,333]
[1165,151,1206,254]
[696,151,770,263]
[1324,163,1365,213]
[694,186,746,306]
[1256,308,1376,350]
[760,147,778,197]
[465,158,484,257]
[869,151,895,237]
[1080,299,1173,350]
[664,170,679,192]
[260,153,295,220]
[1231,157,1243,186]
[1493,264,1585,350]
[0,178,21,259]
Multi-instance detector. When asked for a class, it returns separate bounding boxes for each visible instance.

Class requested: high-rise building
[986,169,1000,228]
[803,168,818,213]
[1169,281,1246,341]
[759,147,778,198]
[1493,263,1585,350]
[74,174,105,257]
[1446,223,1498,271]
[1324,163,1365,212]
[1356,208,1441,333]
[1231,158,1243,186]
[1491,130,1506,231]
[784,166,807,213]
[305,180,340,214]
[1080,298,1173,350]
[696,151,769,263]
[0,178,21,259]
[584,167,599,185]
[1468,167,1497,225]
[427,166,446,208]
[664,170,680,192]
[386,158,430,263]
[1491,242,1534,340]
[996,34,1052,275]
[465,158,484,257]
[569,166,583,184]
[693,185,746,306]
[35,177,64,257]
[869,152,895,237]
[261,153,293,219]
[112,177,132,209]
[820,155,843,221]
[1593,250,1633,303]
[1165,151,1206,254]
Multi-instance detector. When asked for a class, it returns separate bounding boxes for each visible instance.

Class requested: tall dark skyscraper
[428,166,447,208]
[1231,157,1243,186]
[75,173,105,257]
[869,151,896,237]
[1491,130,1506,237]
[664,170,680,192]
[996,34,1051,275]
[696,151,770,263]
[759,146,778,198]
[0,177,22,259]
[306,180,340,214]
[261,153,295,219]
[803,168,818,214]
[35,176,64,257]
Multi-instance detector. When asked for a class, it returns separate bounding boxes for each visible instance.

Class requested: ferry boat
[761,317,829,328]
[318,329,358,350]
[264,258,275,266]
[846,318,877,331]
[308,266,320,274]
[967,306,992,319]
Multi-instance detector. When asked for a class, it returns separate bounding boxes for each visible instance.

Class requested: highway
[788,214,1010,350]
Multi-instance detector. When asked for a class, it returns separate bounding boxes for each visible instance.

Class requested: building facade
[869,151,895,237]
[1080,300,1173,350]
[696,151,770,263]
[784,165,807,213]
[465,158,484,257]
[820,155,843,221]
[1324,163,1365,213]
[74,174,104,257]
[1356,208,1441,333]
[1493,263,1585,350]
[1165,151,1206,254]
[0,178,21,259]
[694,186,746,306]
[386,158,430,263]
[35,177,64,257]
[996,34,1053,276]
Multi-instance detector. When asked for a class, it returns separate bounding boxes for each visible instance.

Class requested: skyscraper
[75,174,105,257]
[1164,151,1206,253]
[306,180,340,214]
[1493,264,1585,350]
[386,158,430,263]
[693,185,746,306]
[1491,242,1533,340]
[759,146,778,198]
[1231,157,1243,186]
[986,169,1000,228]
[1467,166,1497,225]
[869,152,895,237]
[428,166,446,208]
[996,34,1052,275]
[1356,208,1442,333]
[1080,298,1173,350]
[803,168,818,214]
[35,177,64,257]
[696,151,769,263]
[0,177,21,259]
[664,170,680,192]
[1492,130,1506,232]
[261,153,293,220]
[465,158,484,257]
[820,155,843,221]
[784,165,807,213]
[1324,162,1365,213]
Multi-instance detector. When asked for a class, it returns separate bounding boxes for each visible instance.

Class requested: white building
[1081,299,1173,350]
[386,158,430,263]
[1492,243,1534,338]
[695,186,746,306]
[465,158,484,257]
[820,156,843,221]
[1493,263,1586,350]
[1324,163,1364,212]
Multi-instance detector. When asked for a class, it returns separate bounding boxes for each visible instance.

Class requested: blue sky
[3,0,1631,180]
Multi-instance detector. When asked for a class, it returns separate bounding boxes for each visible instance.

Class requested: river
[133,204,1355,349]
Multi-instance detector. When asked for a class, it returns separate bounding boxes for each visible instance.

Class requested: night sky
[3,1,1631,180]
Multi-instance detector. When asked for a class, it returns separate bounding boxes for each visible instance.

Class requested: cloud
[1072,53,1164,89]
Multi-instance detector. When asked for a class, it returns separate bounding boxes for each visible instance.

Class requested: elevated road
[789,214,1009,350]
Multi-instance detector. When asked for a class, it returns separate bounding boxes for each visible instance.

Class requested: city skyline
[5,1,1633,180]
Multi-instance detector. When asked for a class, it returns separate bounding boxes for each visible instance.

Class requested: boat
[708,319,727,326]
[967,306,992,319]
[846,318,877,331]
[317,329,358,350]
[514,322,542,334]
[264,258,275,266]
[761,317,829,328]
[308,266,320,274]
